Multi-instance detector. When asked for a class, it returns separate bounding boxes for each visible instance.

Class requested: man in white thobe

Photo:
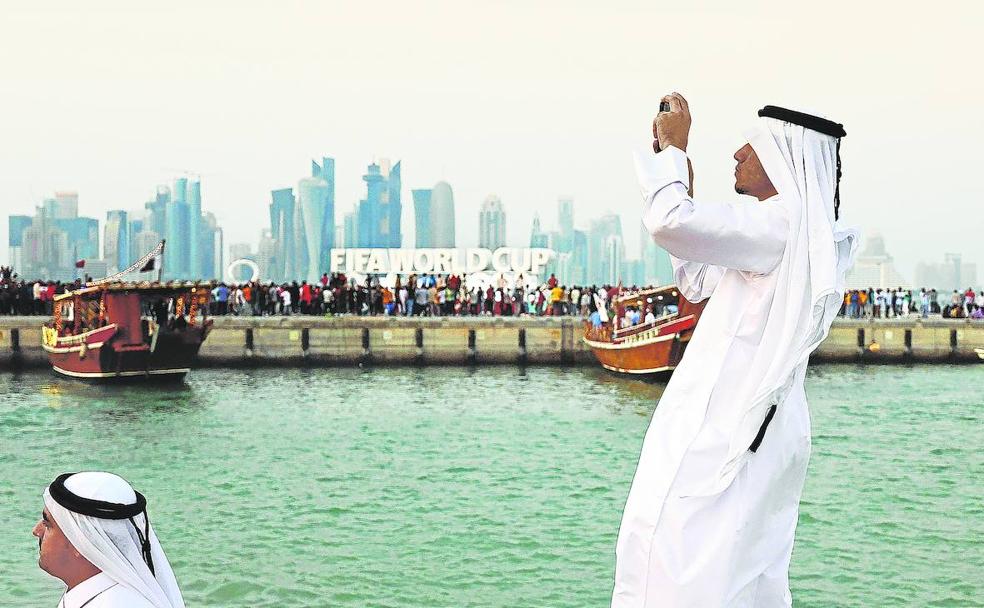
[32,472,185,607]
[612,94,859,607]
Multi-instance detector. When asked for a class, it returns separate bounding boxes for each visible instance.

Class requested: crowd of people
[3,264,983,322]
[205,272,606,318]
[840,287,984,319]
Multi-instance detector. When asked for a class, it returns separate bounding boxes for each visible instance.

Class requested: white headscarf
[698,115,861,495]
[43,472,185,608]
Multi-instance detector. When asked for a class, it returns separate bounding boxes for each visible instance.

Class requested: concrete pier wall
[1,316,982,369]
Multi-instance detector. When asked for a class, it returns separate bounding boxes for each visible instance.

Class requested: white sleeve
[670,255,727,303]
[634,146,788,274]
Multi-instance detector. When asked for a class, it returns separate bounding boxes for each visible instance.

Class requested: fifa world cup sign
[331,247,554,275]
[329,248,554,276]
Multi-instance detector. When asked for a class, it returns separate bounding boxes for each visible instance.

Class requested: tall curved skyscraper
[297,176,331,283]
[429,181,455,248]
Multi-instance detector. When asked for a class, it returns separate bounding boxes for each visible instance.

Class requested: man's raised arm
[637,93,787,275]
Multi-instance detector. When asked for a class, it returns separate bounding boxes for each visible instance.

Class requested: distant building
[297,169,333,282]
[479,195,506,250]
[126,215,145,264]
[623,258,646,288]
[429,181,456,248]
[132,229,162,274]
[187,180,203,278]
[265,157,336,283]
[145,186,169,242]
[357,159,401,248]
[255,230,276,282]
[556,197,574,253]
[845,233,909,289]
[9,194,99,281]
[165,177,189,277]
[412,189,432,248]
[640,224,673,286]
[8,215,32,272]
[149,176,217,280]
[605,234,625,285]
[570,229,588,285]
[202,212,223,281]
[915,252,978,292]
[55,217,99,262]
[587,213,623,286]
[268,187,296,283]
[343,211,358,249]
[50,192,78,219]
[104,210,129,274]
[530,214,549,248]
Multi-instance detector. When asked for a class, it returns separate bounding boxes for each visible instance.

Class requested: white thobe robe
[58,573,156,608]
[612,146,810,607]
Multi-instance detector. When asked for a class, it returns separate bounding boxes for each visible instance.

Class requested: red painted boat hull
[584,294,706,378]
[45,323,211,381]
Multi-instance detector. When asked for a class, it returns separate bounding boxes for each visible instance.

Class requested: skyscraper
[104,210,129,273]
[127,215,147,265]
[10,194,98,281]
[530,214,549,248]
[412,189,432,248]
[53,217,99,263]
[308,157,336,278]
[265,157,336,282]
[269,188,295,282]
[202,212,223,280]
[479,195,506,249]
[640,224,673,286]
[52,192,79,219]
[429,181,455,247]
[605,234,625,285]
[571,229,588,285]
[557,197,574,253]
[297,175,332,283]
[587,213,623,285]
[357,160,401,248]
[8,215,32,272]
[187,180,202,278]
[343,211,358,249]
[255,230,276,282]
[165,177,189,278]
[145,186,169,241]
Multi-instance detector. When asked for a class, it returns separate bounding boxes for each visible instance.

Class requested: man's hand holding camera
[653,92,692,154]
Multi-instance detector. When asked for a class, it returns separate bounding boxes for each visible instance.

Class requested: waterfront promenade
[1,315,982,368]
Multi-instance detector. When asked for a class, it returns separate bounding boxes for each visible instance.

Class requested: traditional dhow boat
[42,281,213,380]
[583,285,705,377]
[41,241,213,381]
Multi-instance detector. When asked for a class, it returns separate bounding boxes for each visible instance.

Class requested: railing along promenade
[1,316,982,369]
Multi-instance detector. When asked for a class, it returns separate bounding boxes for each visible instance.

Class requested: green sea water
[0,365,980,607]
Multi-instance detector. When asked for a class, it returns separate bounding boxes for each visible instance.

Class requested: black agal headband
[49,473,156,574]
[757,105,847,220]
[757,105,846,138]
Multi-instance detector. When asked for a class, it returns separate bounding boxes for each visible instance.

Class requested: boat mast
[158,240,166,283]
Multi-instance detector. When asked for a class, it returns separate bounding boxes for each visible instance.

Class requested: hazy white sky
[1,0,981,279]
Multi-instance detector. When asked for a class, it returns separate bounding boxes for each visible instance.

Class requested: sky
[1,0,981,280]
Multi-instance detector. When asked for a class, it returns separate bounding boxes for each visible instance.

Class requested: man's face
[32,508,77,579]
[733,143,778,201]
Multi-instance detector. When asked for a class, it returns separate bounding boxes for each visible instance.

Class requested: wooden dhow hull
[43,323,211,381]
[584,314,697,376]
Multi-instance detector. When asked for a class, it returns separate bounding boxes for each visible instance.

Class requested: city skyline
[2,2,980,283]
[6,152,979,290]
